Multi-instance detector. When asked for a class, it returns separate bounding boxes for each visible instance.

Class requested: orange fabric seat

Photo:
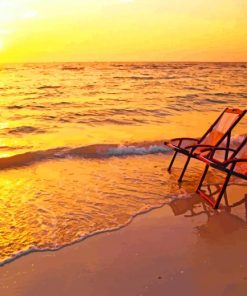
[194,130,224,154]
[234,148,247,176]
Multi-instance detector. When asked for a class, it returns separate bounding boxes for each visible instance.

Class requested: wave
[0,142,171,170]
[4,126,46,135]
[0,134,244,170]
[205,98,228,104]
[61,66,85,71]
[105,144,169,156]
[7,105,24,109]
[37,85,61,90]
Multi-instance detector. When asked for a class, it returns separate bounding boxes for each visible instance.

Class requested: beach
[0,166,246,296]
[0,154,247,296]
[0,62,246,295]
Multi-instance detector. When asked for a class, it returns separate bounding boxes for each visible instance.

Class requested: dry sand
[0,184,246,296]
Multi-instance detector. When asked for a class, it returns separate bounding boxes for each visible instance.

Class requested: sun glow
[0,40,4,51]
[0,0,246,62]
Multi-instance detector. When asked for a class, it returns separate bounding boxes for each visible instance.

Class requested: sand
[0,183,246,296]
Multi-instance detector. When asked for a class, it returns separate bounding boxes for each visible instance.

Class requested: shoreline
[0,200,171,268]
[1,184,246,296]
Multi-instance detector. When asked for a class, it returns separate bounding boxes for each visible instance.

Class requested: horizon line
[0,60,247,64]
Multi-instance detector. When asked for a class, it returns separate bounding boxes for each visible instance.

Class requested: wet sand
[0,184,246,296]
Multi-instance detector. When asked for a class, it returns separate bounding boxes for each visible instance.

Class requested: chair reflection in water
[169,185,247,231]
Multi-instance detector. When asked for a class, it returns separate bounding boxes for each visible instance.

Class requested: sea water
[0,62,246,265]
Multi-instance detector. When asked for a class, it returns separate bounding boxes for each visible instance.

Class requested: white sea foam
[106,145,170,156]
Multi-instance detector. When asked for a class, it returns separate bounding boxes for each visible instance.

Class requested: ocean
[0,62,246,265]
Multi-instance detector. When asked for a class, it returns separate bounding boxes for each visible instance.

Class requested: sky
[0,0,246,62]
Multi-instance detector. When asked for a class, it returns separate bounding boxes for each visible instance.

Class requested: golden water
[0,62,246,264]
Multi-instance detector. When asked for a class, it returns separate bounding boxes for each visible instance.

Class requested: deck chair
[196,136,247,209]
[164,108,246,182]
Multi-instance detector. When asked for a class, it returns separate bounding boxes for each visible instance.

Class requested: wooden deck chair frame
[164,108,246,182]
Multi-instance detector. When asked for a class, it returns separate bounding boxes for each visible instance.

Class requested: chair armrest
[199,147,236,155]
[223,158,247,166]
[171,137,198,142]
[185,144,214,150]
[164,137,198,148]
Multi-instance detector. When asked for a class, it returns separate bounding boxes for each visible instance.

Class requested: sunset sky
[0,0,246,62]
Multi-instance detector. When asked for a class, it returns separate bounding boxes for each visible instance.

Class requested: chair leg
[178,156,191,183]
[168,151,178,173]
[245,195,247,222]
[223,191,229,207]
[196,165,209,193]
[214,173,232,209]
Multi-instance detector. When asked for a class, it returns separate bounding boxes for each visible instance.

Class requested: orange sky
[0,0,246,62]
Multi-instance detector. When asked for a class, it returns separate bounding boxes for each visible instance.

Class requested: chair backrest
[199,108,245,147]
[233,137,247,176]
